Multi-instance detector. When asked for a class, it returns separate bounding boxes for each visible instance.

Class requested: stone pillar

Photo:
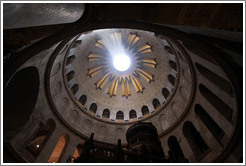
[35,129,61,163]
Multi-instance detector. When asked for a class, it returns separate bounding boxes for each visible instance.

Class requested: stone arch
[141,105,150,115]
[183,121,209,159]
[72,143,83,162]
[195,63,233,96]
[71,110,79,124]
[115,128,124,142]
[66,71,75,82]
[66,55,75,65]
[70,84,79,95]
[78,95,87,106]
[182,41,216,64]
[26,119,56,159]
[48,134,70,163]
[102,109,110,118]
[199,84,233,122]
[169,60,177,70]
[71,40,82,49]
[195,104,224,142]
[162,87,170,99]
[167,136,188,162]
[164,45,173,54]
[84,119,92,136]
[168,74,175,86]
[89,103,97,113]
[4,66,40,136]
[152,98,161,109]
[116,111,124,120]
[129,110,137,119]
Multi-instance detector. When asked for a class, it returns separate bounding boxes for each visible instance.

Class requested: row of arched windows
[178,60,233,160]
[26,116,219,163]
[196,62,234,122]
[27,101,224,162]
[76,95,164,120]
[167,101,226,161]
[167,121,210,162]
[68,75,174,121]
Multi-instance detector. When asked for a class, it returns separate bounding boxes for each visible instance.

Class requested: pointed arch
[168,136,188,162]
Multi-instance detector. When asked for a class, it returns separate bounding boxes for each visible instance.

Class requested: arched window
[182,42,216,64]
[116,111,124,120]
[66,71,75,82]
[164,45,173,54]
[167,136,188,163]
[70,84,79,95]
[129,110,137,119]
[141,105,149,115]
[26,119,56,158]
[89,103,97,113]
[168,74,175,86]
[195,104,224,142]
[102,109,110,118]
[183,121,209,159]
[3,67,39,136]
[72,144,83,163]
[162,88,170,99]
[48,134,70,163]
[153,98,161,109]
[66,55,75,65]
[78,95,87,106]
[199,84,233,122]
[71,40,82,49]
[196,63,233,96]
[169,60,177,70]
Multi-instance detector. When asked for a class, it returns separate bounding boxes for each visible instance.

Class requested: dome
[3,3,243,163]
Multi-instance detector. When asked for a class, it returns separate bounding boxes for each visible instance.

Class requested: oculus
[88,30,157,98]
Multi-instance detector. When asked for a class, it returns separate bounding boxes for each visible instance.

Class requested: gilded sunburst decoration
[87,31,157,98]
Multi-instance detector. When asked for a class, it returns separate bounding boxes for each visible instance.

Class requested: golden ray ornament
[87,31,157,98]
